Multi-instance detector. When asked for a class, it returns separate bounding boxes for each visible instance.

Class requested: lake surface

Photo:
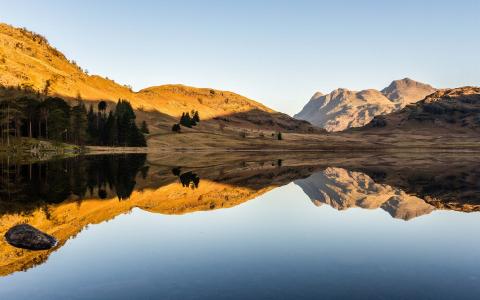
[0,152,479,299]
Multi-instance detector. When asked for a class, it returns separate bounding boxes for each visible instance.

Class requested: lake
[0,152,479,299]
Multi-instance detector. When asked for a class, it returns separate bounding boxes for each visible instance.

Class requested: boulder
[4,224,57,250]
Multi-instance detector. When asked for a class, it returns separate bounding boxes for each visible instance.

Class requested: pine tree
[192,110,200,123]
[87,104,97,144]
[114,99,145,146]
[0,100,22,145]
[105,111,118,146]
[18,97,38,138]
[98,100,107,113]
[180,112,193,127]
[179,113,187,127]
[70,100,88,145]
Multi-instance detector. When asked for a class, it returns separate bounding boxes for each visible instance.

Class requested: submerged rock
[5,224,57,250]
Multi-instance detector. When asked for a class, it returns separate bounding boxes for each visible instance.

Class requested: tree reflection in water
[171,167,200,189]
[0,154,147,214]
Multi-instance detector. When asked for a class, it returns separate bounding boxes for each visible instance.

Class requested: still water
[0,153,479,299]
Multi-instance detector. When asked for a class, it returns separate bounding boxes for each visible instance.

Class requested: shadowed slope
[365,87,480,132]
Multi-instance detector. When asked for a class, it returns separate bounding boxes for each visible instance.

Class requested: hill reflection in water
[0,151,479,276]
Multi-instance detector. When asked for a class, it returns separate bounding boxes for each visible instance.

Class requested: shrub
[172,123,181,133]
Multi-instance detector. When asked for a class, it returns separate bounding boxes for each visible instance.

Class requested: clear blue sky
[1,0,479,115]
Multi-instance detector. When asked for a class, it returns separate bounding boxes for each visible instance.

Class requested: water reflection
[295,167,435,220]
[172,167,201,189]
[0,152,479,277]
[0,154,147,211]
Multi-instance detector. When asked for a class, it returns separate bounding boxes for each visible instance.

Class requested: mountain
[365,87,480,132]
[0,23,315,141]
[295,167,435,220]
[294,78,436,131]
[381,78,436,107]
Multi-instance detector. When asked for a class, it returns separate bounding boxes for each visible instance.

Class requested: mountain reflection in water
[0,152,479,277]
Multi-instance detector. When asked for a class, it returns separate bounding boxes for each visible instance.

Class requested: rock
[4,224,57,250]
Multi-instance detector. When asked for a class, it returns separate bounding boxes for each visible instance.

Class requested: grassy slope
[1,23,479,151]
[0,23,316,148]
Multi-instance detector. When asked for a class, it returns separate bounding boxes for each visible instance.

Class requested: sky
[0,0,479,115]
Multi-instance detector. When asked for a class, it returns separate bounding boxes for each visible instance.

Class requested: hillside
[0,23,316,146]
[295,78,436,131]
[365,87,480,132]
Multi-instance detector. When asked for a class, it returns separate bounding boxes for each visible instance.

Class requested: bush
[172,123,181,133]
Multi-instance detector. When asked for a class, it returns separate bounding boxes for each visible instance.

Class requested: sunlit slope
[0,23,278,118]
[0,180,273,276]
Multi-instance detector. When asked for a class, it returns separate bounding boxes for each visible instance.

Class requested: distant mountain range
[294,78,436,131]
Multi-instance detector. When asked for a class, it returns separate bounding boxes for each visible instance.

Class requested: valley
[1,23,479,153]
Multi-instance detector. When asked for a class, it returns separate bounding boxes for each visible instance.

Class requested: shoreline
[85,146,480,154]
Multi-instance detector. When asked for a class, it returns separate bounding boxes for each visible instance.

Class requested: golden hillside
[0,23,275,119]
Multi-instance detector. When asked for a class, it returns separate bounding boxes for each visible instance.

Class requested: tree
[87,104,97,144]
[37,105,48,138]
[140,120,149,134]
[97,101,108,143]
[18,96,39,138]
[114,99,146,147]
[192,110,200,123]
[179,111,199,128]
[277,132,283,140]
[116,99,135,146]
[179,112,189,127]
[105,111,118,146]
[48,108,69,141]
[42,97,71,141]
[0,100,22,145]
[70,100,88,145]
[98,101,107,112]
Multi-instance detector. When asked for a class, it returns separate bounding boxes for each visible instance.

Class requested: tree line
[87,99,147,146]
[0,87,147,147]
